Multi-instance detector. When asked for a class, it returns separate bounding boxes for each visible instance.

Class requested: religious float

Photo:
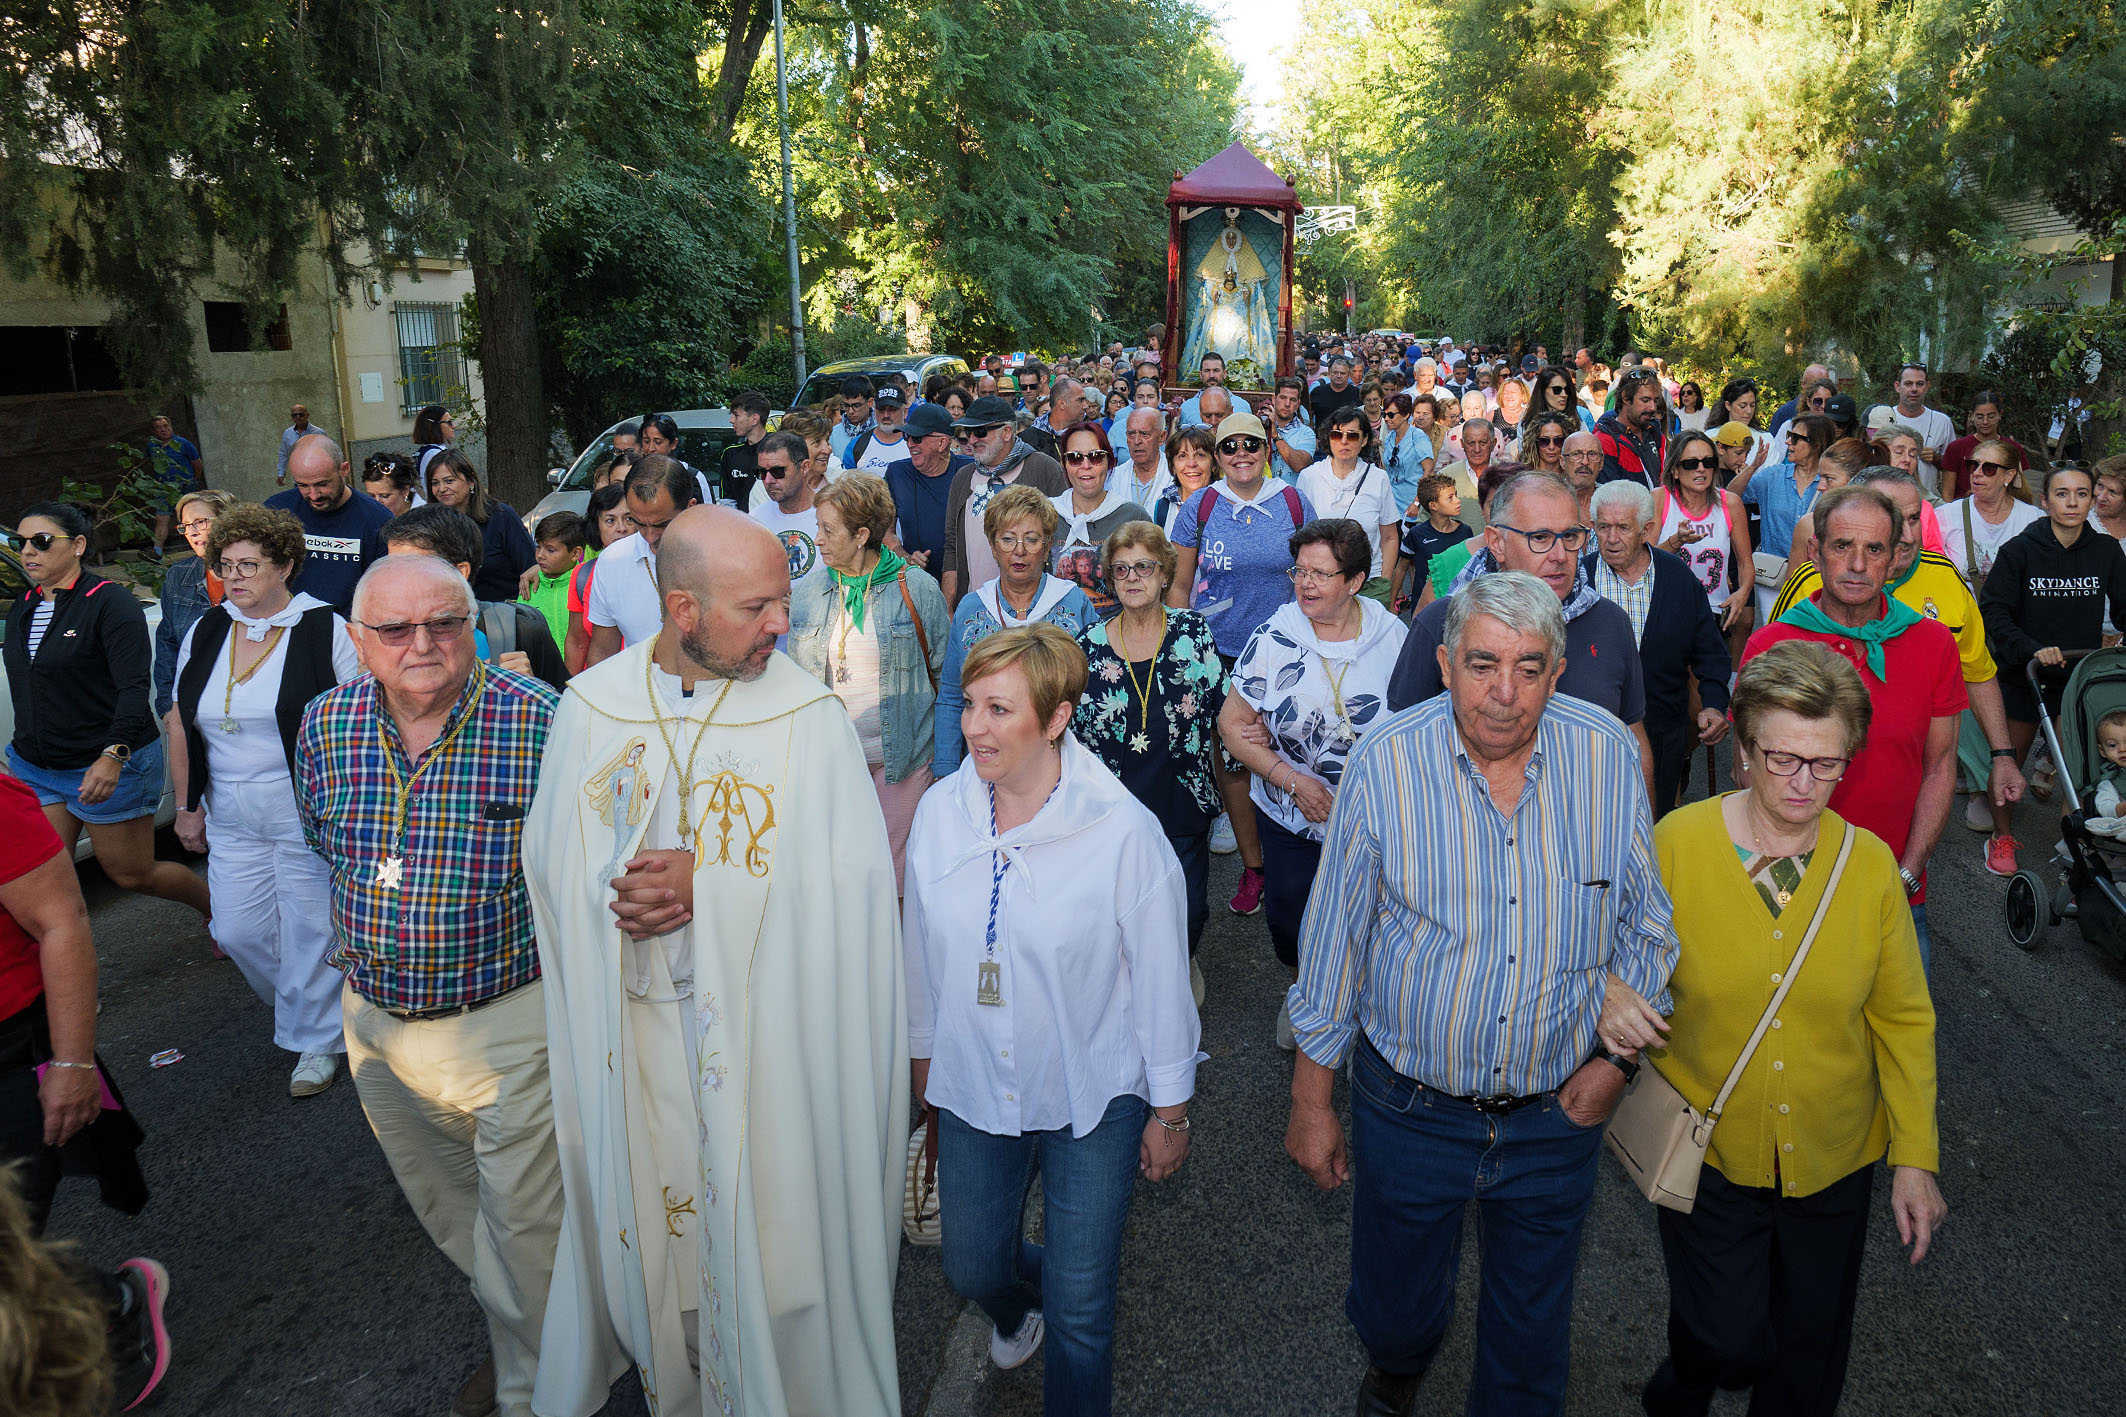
[1161,142,1300,398]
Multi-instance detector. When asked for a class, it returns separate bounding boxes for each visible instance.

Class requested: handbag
[1752,549,1788,590]
[1605,820,1855,1213]
[902,1115,942,1246]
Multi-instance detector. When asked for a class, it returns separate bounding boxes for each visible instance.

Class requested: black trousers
[1644,1163,1875,1417]
[0,996,64,1232]
[1647,713,1697,819]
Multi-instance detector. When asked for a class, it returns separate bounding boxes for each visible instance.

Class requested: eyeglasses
[1971,459,2015,476]
[1752,746,1850,782]
[1535,434,1566,447]
[953,425,1002,442]
[1109,559,1162,581]
[1062,450,1110,466]
[215,558,267,580]
[757,463,795,480]
[358,615,470,647]
[1560,448,1603,463]
[1808,396,1830,408]
[1218,436,1267,455]
[1673,456,1717,472]
[1493,523,1591,553]
[1329,429,1366,443]
[1286,565,1348,586]
[994,533,1046,552]
[8,532,65,551]
[1785,432,1813,446]
[179,517,218,534]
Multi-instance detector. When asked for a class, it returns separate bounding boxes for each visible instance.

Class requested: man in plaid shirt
[296,553,560,1417]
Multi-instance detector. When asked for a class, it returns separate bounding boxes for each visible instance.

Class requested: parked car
[789,353,970,413]
[525,408,777,528]
[0,538,179,858]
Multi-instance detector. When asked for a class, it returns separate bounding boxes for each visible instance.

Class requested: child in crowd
[523,510,584,651]
[1398,472,1474,608]
[2084,708,2126,839]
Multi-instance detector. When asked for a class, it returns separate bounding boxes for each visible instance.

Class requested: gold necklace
[643,637,738,854]
[1112,608,1166,746]
[373,663,487,888]
[219,622,287,733]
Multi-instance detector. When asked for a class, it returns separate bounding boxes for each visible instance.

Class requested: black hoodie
[1978,519,2126,668]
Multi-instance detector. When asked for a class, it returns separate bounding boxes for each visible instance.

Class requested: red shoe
[1985,834,2021,878]
[1228,866,1265,916]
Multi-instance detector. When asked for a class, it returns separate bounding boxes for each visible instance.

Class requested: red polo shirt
[1741,600,1967,903]
[0,773,64,1019]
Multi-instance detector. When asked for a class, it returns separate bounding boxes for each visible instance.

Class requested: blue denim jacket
[786,562,950,782]
[154,555,216,717]
[932,576,1099,777]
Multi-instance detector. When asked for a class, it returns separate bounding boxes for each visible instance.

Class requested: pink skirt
[873,762,934,896]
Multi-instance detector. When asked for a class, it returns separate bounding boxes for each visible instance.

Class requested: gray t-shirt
[1386,589,1646,725]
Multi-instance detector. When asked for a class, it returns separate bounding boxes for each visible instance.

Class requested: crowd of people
[10,322,2112,1417]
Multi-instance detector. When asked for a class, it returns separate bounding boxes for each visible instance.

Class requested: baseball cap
[1824,394,1858,426]
[904,403,953,438]
[1521,354,1540,373]
[875,384,907,407]
[953,394,1016,428]
[1214,411,1268,445]
[1713,421,1752,447]
[1865,404,1899,435]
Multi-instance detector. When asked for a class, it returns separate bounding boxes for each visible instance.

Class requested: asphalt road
[45,763,2126,1417]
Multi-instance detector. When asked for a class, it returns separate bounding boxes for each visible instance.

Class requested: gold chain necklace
[643,637,738,853]
[1112,608,1166,743]
[373,663,487,888]
[219,623,287,733]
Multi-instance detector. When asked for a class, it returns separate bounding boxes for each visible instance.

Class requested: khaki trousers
[344,981,561,1417]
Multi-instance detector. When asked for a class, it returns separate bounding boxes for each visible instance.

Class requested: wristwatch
[101,743,131,764]
[1591,1047,1640,1083]
[1899,867,1921,897]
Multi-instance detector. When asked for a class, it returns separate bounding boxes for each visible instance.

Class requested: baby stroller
[2004,648,2126,958]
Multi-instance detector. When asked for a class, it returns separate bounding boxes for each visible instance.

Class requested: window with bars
[393,302,465,414]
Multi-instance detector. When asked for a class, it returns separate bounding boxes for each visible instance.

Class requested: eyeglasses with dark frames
[1752,745,1850,782]
[1672,456,1718,472]
[1492,523,1591,554]
[359,615,471,647]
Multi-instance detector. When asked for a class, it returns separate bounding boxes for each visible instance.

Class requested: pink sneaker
[1228,866,1265,916]
[1985,834,2020,878]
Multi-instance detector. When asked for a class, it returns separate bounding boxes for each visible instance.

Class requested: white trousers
[205,781,345,1055]
[344,981,562,1417]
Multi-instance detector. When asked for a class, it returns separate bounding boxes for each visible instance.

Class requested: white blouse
[1298,460,1400,577]
[902,734,1203,1138]
[175,602,362,788]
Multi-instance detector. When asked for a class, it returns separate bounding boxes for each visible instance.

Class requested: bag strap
[897,571,938,695]
[1705,821,1856,1125]
[1281,484,1305,525]
[1960,496,1981,585]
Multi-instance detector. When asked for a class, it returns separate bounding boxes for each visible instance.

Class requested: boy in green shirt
[522,509,584,650]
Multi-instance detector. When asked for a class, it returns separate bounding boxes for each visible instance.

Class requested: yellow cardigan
[1648,797,1939,1197]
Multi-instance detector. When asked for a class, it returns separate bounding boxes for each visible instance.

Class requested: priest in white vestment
[528,507,908,1417]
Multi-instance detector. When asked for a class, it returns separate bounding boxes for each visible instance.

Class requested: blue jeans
[1254,807,1323,969]
[1910,902,1931,976]
[936,1093,1147,1417]
[1346,1037,1604,1415]
[1168,830,1210,954]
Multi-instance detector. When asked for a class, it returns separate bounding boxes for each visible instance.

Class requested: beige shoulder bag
[1605,820,1855,1213]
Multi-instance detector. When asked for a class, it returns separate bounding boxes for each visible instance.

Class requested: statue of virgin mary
[1180,208,1276,375]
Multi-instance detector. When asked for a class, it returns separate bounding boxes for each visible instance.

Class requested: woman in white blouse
[903,622,1200,1412]
[1937,439,2042,589]
[1298,406,1402,603]
[166,505,362,1098]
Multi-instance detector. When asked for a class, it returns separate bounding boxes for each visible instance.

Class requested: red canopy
[1165,142,1301,213]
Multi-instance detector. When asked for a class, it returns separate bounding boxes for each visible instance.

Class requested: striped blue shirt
[1288,692,1677,1096]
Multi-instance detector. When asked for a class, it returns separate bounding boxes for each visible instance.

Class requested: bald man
[529,507,908,1417]
[265,432,392,614]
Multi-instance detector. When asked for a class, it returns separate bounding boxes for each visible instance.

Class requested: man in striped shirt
[1286,572,1678,1417]
[296,553,562,1417]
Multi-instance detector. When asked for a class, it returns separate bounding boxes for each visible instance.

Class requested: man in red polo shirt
[1740,484,1963,970]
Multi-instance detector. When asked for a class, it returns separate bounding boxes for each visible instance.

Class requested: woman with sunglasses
[1938,440,2042,590]
[166,505,362,1097]
[1299,407,1401,604]
[424,448,538,604]
[1050,422,1153,618]
[1674,381,1709,432]
[1735,412,1838,562]
[1937,391,2026,502]
[1168,413,1318,917]
[3,505,210,928]
[1656,433,1755,661]
[1520,410,1578,480]
[1532,364,1596,432]
[1072,523,1226,1004]
[1378,393,1434,525]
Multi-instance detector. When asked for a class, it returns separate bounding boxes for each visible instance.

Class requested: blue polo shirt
[1742,462,1822,558]
[1269,417,1317,484]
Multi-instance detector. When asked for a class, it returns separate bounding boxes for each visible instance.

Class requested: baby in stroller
[2086,709,2126,838]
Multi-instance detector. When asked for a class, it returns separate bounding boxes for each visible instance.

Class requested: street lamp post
[773,0,807,390]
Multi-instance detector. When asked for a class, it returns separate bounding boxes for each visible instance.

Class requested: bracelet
[45,1060,96,1071]
[1152,1112,1191,1134]
[1899,867,1921,897]
[1991,748,2019,759]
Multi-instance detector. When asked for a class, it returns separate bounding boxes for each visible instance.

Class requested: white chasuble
[530,644,909,1417]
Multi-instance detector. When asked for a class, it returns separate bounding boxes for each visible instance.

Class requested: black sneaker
[109,1257,171,1411]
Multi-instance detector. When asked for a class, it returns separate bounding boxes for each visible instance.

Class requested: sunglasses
[1785,432,1813,446]
[1535,434,1566,447]
[1673,456,1717,472]
[1971,459,2015,476]
[1217,436,1267,455]
[1329,430,1364,442]
[757,463,796,479]
[9,532,68,551]
[1062,450,1110,466]
[359,615,470,647]
[953,425,1002,442]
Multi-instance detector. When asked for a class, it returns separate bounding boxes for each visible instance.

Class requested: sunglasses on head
[1218,435,1266,455]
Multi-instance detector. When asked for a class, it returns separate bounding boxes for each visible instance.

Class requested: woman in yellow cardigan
[1610,639,1947,1417]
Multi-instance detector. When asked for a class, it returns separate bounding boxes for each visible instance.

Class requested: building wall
[334,250,488,470]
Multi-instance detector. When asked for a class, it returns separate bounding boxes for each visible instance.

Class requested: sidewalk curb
[918,1305,994,1417]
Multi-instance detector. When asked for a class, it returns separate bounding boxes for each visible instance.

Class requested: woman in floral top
[1074,522,1226,1000]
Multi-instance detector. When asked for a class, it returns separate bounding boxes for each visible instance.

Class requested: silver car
[523,409,771,528]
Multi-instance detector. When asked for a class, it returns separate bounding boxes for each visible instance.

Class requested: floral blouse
[1072,608,1227,836]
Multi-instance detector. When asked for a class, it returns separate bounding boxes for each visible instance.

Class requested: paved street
[47,767,2126,1416]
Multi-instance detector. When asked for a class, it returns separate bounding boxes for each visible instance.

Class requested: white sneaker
[1209,813,1238,854]
[1276,999,1297,1052]
[290,1051,342,1098]
[1189,957,1206,1009]
[1964,794,1994,833]
[990,1310,1044,1370]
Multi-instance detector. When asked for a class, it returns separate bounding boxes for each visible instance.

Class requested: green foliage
[725,318,911,408]
[60,444,176,591]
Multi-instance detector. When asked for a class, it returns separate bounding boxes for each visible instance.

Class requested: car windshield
[557,427,740,493]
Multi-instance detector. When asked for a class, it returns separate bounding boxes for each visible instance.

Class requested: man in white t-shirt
[1886,363,1958,498]
[747,431,828,640]
[586,454,701,665]
[843,385,911,476]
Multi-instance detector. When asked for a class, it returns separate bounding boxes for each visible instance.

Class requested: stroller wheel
[2005,869,2049,951]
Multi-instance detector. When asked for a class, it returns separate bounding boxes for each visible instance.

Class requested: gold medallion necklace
[1112,608,1166,746]
[220,622,287,733]
[643,636,738,854]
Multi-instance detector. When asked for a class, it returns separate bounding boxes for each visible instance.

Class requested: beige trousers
[344,981,562,1417]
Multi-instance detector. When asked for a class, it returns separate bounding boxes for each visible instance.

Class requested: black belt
[380,983,527,1023]
[1361,1034,1549,1114]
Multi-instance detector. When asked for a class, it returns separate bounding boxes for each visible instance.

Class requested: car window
[561,430,740,497]
[792,372,852,412]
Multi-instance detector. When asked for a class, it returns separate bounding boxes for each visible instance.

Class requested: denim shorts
[7,740,166,825]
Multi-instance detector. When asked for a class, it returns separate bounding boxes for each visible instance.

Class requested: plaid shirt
[295,667,558,1012]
